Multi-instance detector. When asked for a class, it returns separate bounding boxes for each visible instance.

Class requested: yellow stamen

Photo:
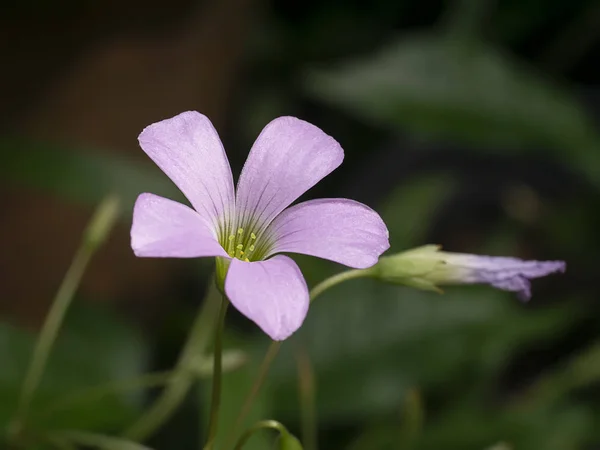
[227,234,236,255]
[244,257,250,262]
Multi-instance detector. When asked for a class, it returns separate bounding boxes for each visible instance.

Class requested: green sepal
[373,245,446,291]
[215,257,231,294]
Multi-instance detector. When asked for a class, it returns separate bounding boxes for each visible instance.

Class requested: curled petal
[138,111,235,233]
[131,193,227,258]
[442,254,566,301]
[225,255,309,340]
[235,117,344,234]
[264,198,389,269]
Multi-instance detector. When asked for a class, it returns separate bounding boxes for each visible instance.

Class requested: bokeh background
[1,0,599,449]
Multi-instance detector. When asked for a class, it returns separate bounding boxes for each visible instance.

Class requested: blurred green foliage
[0,305,148,434]
[2,0,600,448]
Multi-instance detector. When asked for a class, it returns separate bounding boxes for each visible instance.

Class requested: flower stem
[203,295,229,450]
[227,268,370,447]
[308,269,368,303]
[296,347,317,450]
[10,196,119,441]
[122,281,221,441]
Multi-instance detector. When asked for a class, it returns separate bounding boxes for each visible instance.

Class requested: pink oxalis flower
[131,111,390,340]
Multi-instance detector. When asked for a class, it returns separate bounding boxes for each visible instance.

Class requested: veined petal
[131,193,227,258]
[264,199,390,269]
[138,111,235,234]
[441,254,566,301]
[235,117,343,235]
[225,255,309,340]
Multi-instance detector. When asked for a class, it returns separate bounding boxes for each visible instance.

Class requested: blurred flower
[131,111,389,340]
[373,245,565,301]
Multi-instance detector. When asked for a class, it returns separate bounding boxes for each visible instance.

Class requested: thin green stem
[297,347,317,450]
[15,248,91,423]
[227,268,370,448]
[122,281,221,441]
[10,196,119,440]
[233,420,288,450]
[203,295,230,450]
[308,269,368,303]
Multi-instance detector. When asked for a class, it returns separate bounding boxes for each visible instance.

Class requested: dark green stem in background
[297,347,317,450]
[203,296,230,450]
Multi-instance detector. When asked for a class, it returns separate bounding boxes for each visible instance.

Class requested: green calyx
[371,245,448,292]
[215,257,230,293]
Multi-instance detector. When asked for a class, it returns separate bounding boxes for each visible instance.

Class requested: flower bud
[372,245,565,301]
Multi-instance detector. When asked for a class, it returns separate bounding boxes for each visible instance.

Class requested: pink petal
[264,199,390,269]
[225,255,309,340]
[138,111,235,233]
[131,193,227,258]
[444,254,566,301]
[235,117,344,234]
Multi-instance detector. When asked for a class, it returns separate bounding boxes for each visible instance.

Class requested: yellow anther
[228,251,235,257]
[244,257,250,262]
[250,233,256,240]
[249,245,255,252]
[228,235,235,241]
[237,228,244,235]
[236,244,243,250]
[240,251,245,255]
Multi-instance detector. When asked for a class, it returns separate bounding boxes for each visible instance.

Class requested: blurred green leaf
[517,340,600,409]
[419,404,594,450]
[0,304,148,433]
[0,137,182,212]
[306,34,599,169]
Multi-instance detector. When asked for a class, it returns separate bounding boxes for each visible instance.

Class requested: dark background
[1,0,599,449]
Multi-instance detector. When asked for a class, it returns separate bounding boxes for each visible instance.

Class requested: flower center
[224,227,265,262]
